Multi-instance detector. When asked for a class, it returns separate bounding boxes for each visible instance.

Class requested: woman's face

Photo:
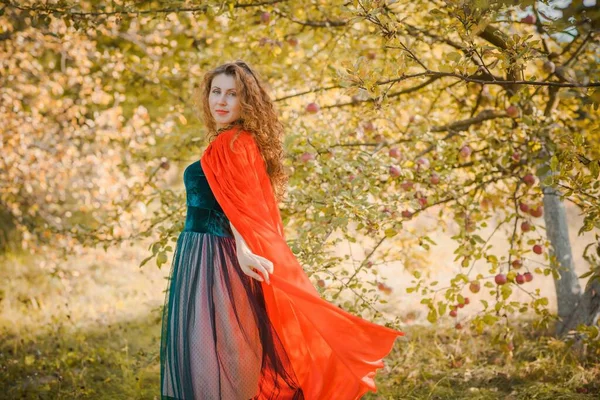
[209,73,242,130]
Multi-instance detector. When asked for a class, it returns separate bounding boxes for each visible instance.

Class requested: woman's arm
[229,220,250,252]
[230,220,274,284]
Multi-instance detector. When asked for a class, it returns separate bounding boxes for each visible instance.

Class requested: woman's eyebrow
[211,87,236,91]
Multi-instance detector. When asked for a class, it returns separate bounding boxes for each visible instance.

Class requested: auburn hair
[198,60,288,203]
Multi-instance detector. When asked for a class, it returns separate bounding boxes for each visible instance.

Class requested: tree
[1,0,598,345]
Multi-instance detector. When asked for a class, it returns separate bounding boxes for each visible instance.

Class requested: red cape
[201,127,404,399]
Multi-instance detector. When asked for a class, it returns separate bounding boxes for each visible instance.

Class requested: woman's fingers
[256,255,274,274]
[254,263,270,285]
[248,263,270,284]
[244,266,263,282]
[237,252,274,284]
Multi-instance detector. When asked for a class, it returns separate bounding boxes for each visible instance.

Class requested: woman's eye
[212,91,235,96]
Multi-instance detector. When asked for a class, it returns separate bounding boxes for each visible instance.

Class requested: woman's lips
[216,110,229,115]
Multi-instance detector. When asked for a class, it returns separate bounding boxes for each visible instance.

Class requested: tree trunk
[540,178,583,336]
[539,86,583,336]
[559,275,600,336]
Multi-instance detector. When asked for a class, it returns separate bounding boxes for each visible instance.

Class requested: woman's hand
[236,248,274,284]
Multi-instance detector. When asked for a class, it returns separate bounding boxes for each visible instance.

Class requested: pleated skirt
[160,231,303,400]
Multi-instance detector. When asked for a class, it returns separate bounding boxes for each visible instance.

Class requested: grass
[1,251,599,399]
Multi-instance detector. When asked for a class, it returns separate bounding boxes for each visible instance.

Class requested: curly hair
[197,60,288,203]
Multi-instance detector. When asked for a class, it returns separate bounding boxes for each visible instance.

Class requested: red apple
[455,322,463,329]
[522,173,536,186]
[401,181,414,191]
[430,173,440,185]
[524,272,533,282]
[286,37,299,47]
[300,152,315,162]
[317,279,326,288]
[449,309,458,317]
[512,259,523,269]
[469,281,481,293]
[416,157,430,169]
[533,244,543,255]
[389,165,401,177]
[529,204,544,218]
[389,147,402,159]
[160,161,170,170]
[495,274,507,285]
[512,152,521,162]
[305,102,320,114]
[464,297,470,305]
[521,14,536,24]
[260,12,271,24]
[401,210,413,219]
[521,221,532,232]
[506,105,520,118]
[459,145,472,158]
[516,273,525,284]
[457,303,465,309]
[418,196,429,207]
[363,121,376,132]
[519,202,529,213]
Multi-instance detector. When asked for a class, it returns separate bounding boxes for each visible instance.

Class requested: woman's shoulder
[225,128,257,147]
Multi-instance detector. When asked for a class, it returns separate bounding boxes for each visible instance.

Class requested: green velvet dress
[159,160,302,400]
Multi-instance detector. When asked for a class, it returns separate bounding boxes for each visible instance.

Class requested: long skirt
[160,232,303,400]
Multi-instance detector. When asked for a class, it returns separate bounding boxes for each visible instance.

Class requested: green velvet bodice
[182,160,233,238]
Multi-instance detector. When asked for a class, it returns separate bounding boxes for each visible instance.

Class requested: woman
[160,60,404,400]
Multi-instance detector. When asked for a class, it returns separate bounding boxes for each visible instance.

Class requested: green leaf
[427,308,438,323]
[579,270,595,279]
[384,228,397,238]
[157,251,168,267]
[550,156,559,171]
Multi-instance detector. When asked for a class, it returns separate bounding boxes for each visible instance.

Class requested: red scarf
[201,127,404,399]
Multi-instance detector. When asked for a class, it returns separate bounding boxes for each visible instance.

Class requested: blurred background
[1,0,599,398]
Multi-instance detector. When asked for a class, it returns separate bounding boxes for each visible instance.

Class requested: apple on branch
[522,173,536,186]
[305,102,320,114]
[459,145,472,158]
[521,14,536,24]
[506,105,520,118]
[300,152,315,162]
[389,147,402,159]
[495,273,507,285]
[260,12,271,24]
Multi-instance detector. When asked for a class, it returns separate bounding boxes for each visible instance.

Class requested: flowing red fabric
[201,127,404,399]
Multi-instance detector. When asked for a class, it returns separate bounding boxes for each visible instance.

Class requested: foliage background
[1,0,599,398]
